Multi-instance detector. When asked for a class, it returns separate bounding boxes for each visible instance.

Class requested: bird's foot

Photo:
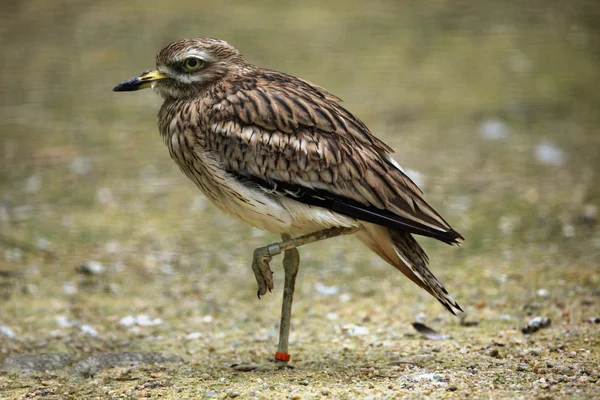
[251,246,276,298]
[231,359,293,372]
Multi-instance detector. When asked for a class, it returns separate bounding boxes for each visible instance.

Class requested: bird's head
[113,38,248,99]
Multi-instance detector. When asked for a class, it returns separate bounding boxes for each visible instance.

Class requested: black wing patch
[235,173,462,245]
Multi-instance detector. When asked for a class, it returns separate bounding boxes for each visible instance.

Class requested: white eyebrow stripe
[174,49,214,63]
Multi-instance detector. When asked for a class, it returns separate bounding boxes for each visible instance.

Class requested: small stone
[321,388,330,395]
[0,325,15,338]
[62,282,78,295]
[534,141,565,166]
[119,315,163,327]
[228,390,241,398]
[315,282,339,296]
[489,349,500,358]
[25,175,42,193]
[76,261,105,275]
[80,325,98,337]
[300,379,309,386]
[480,119,509,141]
[447,385,458,392]
[341,324,369,336]
[204,390,217,398]
[537,289,550,298]
[71,156,92,175]
[290,394,301,400]
[185,332,203,340]
[522,316,551,334]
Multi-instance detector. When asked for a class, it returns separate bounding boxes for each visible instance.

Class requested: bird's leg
[247,226,361,368]
[251,226,361,299]
[275,232,299,366]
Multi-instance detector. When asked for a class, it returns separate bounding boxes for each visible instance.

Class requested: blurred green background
[0,0,599,396]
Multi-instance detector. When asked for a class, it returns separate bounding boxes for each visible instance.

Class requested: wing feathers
[203,69,463,244]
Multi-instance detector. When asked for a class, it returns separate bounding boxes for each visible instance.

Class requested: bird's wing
[203,70,463,244]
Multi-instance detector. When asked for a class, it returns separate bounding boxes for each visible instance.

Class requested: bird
[114,37,464,366]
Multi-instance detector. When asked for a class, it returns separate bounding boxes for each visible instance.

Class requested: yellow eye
[182,57,204,72]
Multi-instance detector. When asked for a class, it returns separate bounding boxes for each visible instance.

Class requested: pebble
[341,324,370,336]
[228,390,241,398]
[25,175,42,193]
[80,324,98,337]
[76,261,105,275]
[537,289,550,298]
[315,282,339,296]
[119,315,163,327]
[62,282,78,295]
[480,119,509,141]
[522,316,551,334]
[534,141,565,166]
[185,332,203,340]
[204,389,217,398]
[70,156,92,175]
[0,325,15,338]
[321,388,330,395]
[489,349,500,358]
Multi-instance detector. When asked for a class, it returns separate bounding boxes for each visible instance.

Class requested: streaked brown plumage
[114,37,464,363]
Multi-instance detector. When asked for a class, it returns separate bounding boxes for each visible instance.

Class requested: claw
[251,247,275,298]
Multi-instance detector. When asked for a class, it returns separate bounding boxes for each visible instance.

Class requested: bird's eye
[182,57,204,72]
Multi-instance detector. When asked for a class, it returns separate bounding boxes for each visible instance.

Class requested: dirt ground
[1,1,599,398]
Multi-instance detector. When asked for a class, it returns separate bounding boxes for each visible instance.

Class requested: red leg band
[275,352,291,362]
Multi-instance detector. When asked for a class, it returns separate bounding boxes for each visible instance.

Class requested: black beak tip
[112,77,140,92]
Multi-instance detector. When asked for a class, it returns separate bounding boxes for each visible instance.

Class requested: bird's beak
[113,70,168,92]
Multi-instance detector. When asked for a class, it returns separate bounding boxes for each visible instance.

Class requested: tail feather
[356,223,462,314]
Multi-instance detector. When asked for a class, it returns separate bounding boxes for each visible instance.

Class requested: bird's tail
[355,223,462,314]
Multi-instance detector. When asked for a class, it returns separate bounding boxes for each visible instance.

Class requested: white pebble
[119,314,163,327]
[186,332,203,340]
[0,325,15,338]
[480,119,509,141]
[326,312,339,321]
[56,315,76,328]
[315,282,339,296]
[537,289,550,298]
[338,293,351,303]
[342,324,370,336]
[63,282,78,295]
[96,187,114,204]
[36,237,50,250]
[80,324,98,337]
[25,174,42,194]
[70,156,92,175]
[534,141,565,166]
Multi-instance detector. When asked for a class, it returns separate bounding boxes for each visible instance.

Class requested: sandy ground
[1,1,599,398]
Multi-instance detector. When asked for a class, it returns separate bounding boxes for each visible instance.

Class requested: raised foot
[251,246,274,298]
